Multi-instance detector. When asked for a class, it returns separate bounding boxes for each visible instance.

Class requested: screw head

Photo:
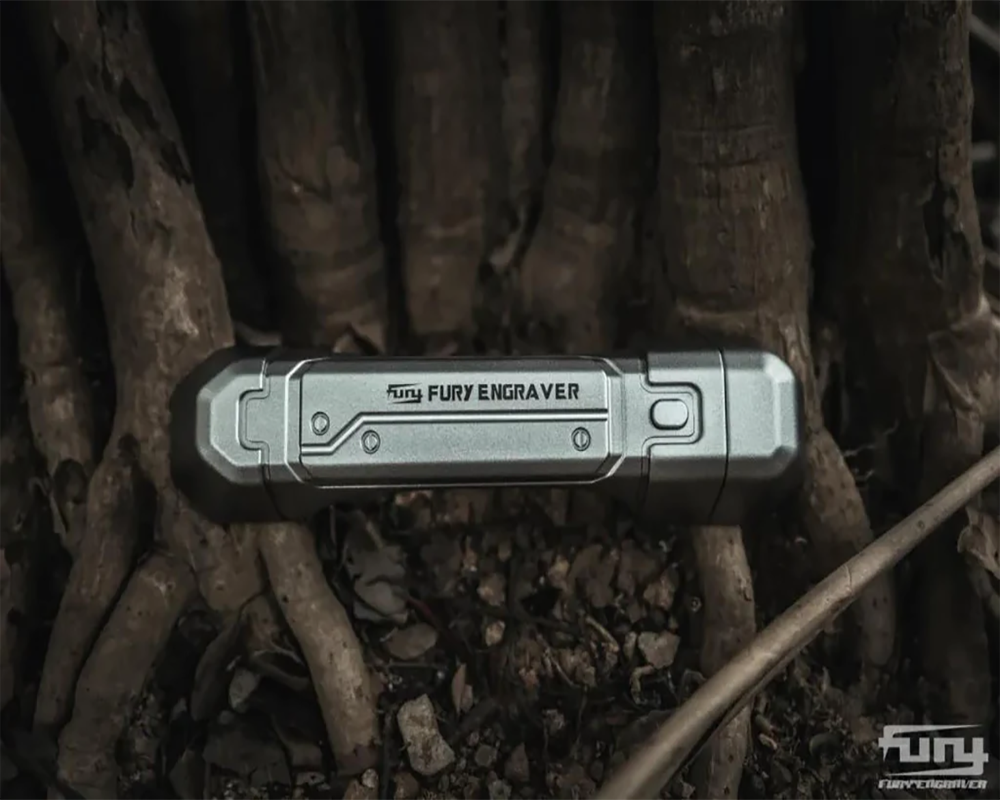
[361,430,381,454]
[311,412,330,435]
[571,427,591,451]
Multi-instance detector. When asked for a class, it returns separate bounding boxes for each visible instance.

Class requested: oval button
[651,398,690,430]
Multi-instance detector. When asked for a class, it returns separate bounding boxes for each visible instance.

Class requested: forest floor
[5,457,989,800]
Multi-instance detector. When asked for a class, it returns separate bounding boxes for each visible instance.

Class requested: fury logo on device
[387,384,423,404]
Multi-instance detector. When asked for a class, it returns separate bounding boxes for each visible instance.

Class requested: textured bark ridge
[493,0,548,271]
[833,0,996,724]
[656,2,897,793]
[150,1,272,330]
[392,0,502,342]
[519,0,649,353]
[248,1,388,350]
[0,97,96,557]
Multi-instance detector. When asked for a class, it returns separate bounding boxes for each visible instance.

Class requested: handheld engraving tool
[169,346,803,525]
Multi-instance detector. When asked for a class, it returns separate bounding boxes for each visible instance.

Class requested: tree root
[688,527,756,800]
[492,0,547,273]
[259,523,379,774]
[655,1,897,689]
[518,0,649,353]
[149,1,272,331]
[247,0,388,350]
[832,0,996,722]
[26,2,263,792]
[56,552,197,798]
[0,96,95,557]
[34,441,141,734]
[391,0,502,341]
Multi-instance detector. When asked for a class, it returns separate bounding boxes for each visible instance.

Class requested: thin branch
[597,447,1000,800]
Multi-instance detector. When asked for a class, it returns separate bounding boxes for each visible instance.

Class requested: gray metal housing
[170,346,803,525]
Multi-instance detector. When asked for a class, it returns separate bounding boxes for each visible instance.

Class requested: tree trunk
[493,0,549,272]
[146,0,273,330]
[27,2,261,792]
[656,0,898,791]
[832,0,996,724]
[391,0,502,344]
[247,0,388,351]
[519,0,649,353]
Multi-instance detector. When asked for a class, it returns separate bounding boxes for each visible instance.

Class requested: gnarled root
[27,1,263,792]
[832,0,996,722]
[259,524,379,773]
[518,0,649,353]
[689,527,756,800]
[0,96,96,557]
[34,440,142,734]
[654,0,895,734]
[391,0,502,342]
[247,0,388,350]
[56,552,197,798]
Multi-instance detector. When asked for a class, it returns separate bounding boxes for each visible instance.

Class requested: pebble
[504,744,530,784]
[397,695,456,776]
[343,769,380,800]
[385,623,439,660]
[642,569,678,611]
[228,667,261,712]
[488,778,512,800]
[483,619,506,647]
[474,744,499,769]
[478,573,507,607]
[638,631,681,669]
[394,771,421,800]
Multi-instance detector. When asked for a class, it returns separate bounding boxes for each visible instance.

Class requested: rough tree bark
[23,0,375,798]
[656,2,897,794]
[492,0,548,273]
[519,0,649,353]
[832,0,998,724]
[391,0,502,345]
[0,96,96,558]
[146,0,272,331]
[248,0,388,352]
[26,2,262,793]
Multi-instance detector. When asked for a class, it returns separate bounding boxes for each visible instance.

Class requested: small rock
[483,619,506,647]
[504,744,530,784]
[568,544,618,609]
[616,540,660,596]
[478,573,506,607]
[344,769,380,800]
[488,778,512,800]
[638,631,681,669]
[295,771,326,788]
[451,663,474,714]
[227,666,261,712]
[397,695,455,776]
[394,771,421,800]
[385,623,439,660]
[643,569,678,611]
[626,601,645,623]
[546,554,571,591]
[622,631,638,661]
[474,744,498,769]
[543,709,566,737]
